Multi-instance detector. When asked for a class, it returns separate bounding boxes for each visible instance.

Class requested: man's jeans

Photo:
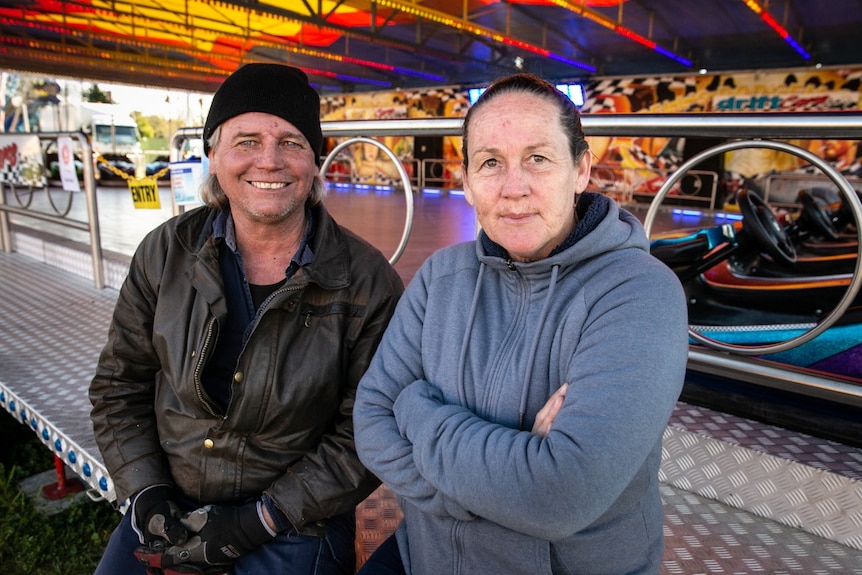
[357,534,406,575]
[94,507,356,575]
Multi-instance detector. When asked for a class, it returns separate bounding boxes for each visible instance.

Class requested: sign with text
[712,91,859,112]
[128,177,161,209]
[57,136,81,192]
[170,160,205,206]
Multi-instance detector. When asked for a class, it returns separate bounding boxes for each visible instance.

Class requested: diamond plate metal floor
[3,189,862,573]
[0,249,119,502]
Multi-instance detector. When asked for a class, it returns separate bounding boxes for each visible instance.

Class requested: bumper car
[96,154,136,182]
[644,139,862,445]
[146,156,171,180]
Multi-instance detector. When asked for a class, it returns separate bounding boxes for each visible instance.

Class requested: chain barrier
[95,154,167,209]
[94,153,171,181]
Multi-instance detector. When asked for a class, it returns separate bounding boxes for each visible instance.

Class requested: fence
[0,131,105,287]
[5,113,862,291]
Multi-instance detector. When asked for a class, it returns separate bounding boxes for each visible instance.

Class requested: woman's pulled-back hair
[461,73,590,171]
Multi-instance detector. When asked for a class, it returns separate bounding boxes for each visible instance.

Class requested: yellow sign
[129,177,161,209]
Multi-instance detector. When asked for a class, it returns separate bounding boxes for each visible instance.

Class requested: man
[90,63,403,575]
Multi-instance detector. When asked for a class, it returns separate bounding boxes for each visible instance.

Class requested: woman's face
[462,92,591,262]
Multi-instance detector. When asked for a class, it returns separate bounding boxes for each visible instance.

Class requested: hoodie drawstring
[458,261,560,430]
[456,263,486,406]
[518,264,560,430]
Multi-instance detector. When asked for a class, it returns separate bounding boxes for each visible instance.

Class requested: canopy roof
[1,0,861,94]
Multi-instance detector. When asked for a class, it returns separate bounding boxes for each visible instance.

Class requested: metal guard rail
[318,111,862,139]
[0,131,104,288]
[317,112,862,407]
[178,115,862,407]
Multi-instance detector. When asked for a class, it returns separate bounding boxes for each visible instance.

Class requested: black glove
[161,501,275,569]
[132,485,189,546]
[134,544,228,575]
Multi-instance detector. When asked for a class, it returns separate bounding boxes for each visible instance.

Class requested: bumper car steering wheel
[798,189,841,241]
[643,138,862,355]
[737,187,796,266]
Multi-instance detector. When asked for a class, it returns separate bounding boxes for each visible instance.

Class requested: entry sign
[57,137,81,192]
[129,177,161,209]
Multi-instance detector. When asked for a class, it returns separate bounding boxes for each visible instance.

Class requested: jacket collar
[176,202,352,292]
[301,202,351,291]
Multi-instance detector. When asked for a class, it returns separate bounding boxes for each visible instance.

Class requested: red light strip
[615,26,656,50]
[741,0,809,59]
[374,0,595,72]
[549,0,690,66]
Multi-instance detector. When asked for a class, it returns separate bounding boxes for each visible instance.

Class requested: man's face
[208,112,318,226]
[821,139,851,161]
[462,92,591,263]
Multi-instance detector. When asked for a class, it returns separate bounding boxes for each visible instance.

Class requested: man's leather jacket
[90,203,403,535]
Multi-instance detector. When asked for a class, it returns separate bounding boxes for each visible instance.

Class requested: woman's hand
[531,383,568,437]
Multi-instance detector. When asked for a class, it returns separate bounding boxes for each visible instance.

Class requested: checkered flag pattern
[583,77,698,113]
[1,150,47,187]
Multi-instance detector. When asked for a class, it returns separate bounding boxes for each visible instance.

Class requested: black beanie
[203,64,323,165]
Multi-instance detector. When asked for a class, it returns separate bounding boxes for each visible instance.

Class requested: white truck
[38,101,144,178]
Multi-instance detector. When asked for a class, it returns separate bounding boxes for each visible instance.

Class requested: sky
[99,83,213,125]
[12,72,215,124]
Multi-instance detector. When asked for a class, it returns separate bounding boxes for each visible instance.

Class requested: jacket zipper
[256,283,305,322]
[193,315,221,417]
[193,283,306,417]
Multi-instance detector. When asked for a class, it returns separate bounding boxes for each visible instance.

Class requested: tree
[144,115,169,139]
[83,84,113,103]
[132,111,155,139]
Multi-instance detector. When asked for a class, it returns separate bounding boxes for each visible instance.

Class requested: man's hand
[133,545,227,575]
[132,485,189,546]
[160,501,276,569]
[532,383,568,437]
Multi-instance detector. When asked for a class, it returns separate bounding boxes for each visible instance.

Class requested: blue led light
[671,209,703,217]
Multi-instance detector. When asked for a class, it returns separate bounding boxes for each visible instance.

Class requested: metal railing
[763,171,862,207]
[318,111,862,139]
[4,113,862,404]
[589,165,719,207]
[0,131,105,287]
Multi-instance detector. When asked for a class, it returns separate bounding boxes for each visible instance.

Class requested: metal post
[77,133,105,289]
[0,183,10,252]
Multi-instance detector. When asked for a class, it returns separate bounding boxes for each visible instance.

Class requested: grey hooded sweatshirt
[354,193,689,574]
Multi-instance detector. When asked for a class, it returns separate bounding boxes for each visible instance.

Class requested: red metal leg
[42,454,85,500]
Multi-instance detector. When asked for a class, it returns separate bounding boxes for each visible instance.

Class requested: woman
[353,73,689,575]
